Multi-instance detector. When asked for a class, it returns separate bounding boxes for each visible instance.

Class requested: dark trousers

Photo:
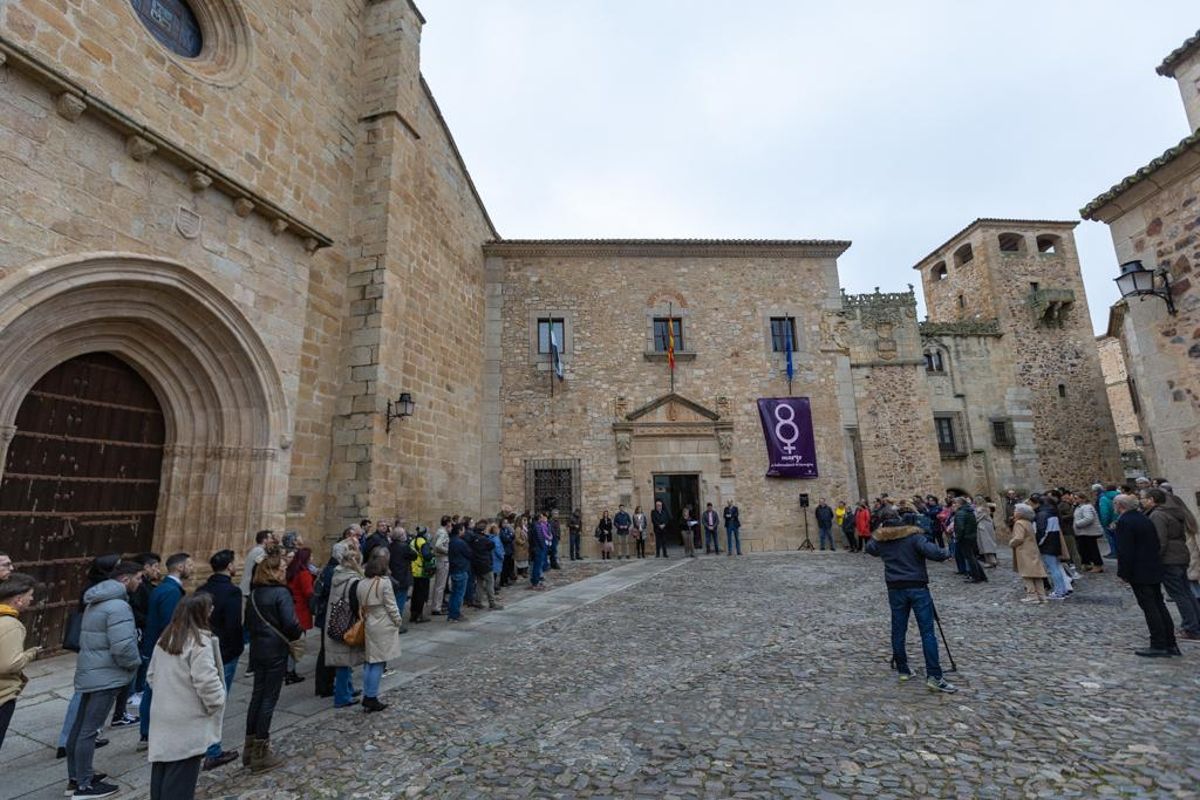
[1162,564,1200,634]
[635,537,646,558]
[887,586,942,679]
[960,535,987,582]
[245,655,287,739]
[0,698,15,751]
[1076,535,1104,568]
[411,576,430,621]
[569,532,581,560]
[501,554,516,585]
[842,527,858,551]
[314,637,335,697]
[655,531,669,558]
[67,686,121,785]
[704,527,720,553]
[150,755,203,800]
[1131,582,1177,651]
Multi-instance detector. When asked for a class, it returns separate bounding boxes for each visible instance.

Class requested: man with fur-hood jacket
[866,507,956,693]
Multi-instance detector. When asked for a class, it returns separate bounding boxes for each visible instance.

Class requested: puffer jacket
[865,523,949,587]
[245,584,302,664]
[1073,502,1100,537]
[75,580,141,693]
[954,505,978,540]
[1149,503,1190,566]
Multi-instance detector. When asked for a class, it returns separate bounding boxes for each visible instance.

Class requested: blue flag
[550,327,564,381]
[784,324,794,383]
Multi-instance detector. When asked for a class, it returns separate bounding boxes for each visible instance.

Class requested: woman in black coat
[244,547,301,772]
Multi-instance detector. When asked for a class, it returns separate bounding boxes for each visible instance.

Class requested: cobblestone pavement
[185,551,1200,800]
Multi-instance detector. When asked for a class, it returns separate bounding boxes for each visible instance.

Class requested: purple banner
[757,397,819,478]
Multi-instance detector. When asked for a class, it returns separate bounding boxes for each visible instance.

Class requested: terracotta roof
[1157,30,1200,77]
[911,218,1079,269]
[1080,129,1200,220]
[483,239,852,258]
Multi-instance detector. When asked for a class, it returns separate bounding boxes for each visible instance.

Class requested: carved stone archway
[0,252,291,556]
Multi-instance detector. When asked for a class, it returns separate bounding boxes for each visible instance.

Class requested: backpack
[325,579,361,642]
[411,537,435,575]
[310,563,333,618]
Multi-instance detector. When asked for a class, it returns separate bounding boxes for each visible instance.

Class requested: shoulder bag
[341,580,366,648]
[251,589,306,661]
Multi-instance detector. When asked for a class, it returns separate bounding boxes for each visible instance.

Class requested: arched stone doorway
[0,253,291,650]
[0,353,166,649]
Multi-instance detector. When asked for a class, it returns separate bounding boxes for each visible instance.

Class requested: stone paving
[7,551,1200,799]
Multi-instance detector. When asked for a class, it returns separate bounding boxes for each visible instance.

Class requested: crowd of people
[0,478,1196,796]
[858,476,1199,697]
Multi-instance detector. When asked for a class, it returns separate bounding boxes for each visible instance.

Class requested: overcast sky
[420,2,1197,335]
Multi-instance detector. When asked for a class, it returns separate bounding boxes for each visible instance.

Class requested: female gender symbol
[773,403,800,454]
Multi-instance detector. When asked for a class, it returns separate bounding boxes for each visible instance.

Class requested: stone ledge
[643,351,698,363]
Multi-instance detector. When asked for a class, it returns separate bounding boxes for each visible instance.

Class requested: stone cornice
[484,239,852,259]
[1080,130,1200,222]
[0,36,333,251]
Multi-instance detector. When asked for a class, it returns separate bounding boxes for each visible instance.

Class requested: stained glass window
[131,0,203,58]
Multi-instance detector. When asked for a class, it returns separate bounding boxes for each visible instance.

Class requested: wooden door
[0,353,164,652]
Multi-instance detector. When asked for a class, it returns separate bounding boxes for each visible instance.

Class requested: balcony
[1029,287,1075,327]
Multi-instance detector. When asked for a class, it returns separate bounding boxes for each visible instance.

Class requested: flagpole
[668,301,675,394]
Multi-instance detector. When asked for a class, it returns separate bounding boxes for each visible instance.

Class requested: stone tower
[913,219,1122,491]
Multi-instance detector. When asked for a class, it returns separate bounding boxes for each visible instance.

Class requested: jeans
[362,662,384,699]
[952,540,967,574]
[58,691,82,748]
[1162,564,1200,634]
[569,532,581,560]
[1041,554,1069,596]
[726,528,742,555]
[205,656,240,759]
[67,686,121,785]
[704,528,720,553]
[818,526,834,550]
[139,683,153,740]
[530,551,545,586]
[394,587,408,620]
[244,655,286,739]
[887,587,942,680]
[1131,582,1177,651]
[151,754,203,800]
[0,698,15,752]
[1104,527,1118,558]
[449,570,469,618]
[333,666,358,706]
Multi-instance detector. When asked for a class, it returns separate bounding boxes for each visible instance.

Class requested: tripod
[931,599,958,672]
[797,505,814,551]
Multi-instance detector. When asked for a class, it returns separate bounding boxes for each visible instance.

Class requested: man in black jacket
[866,507,956,693]
[195,550,243,770]
[651,500,671,559]
[466,524,501,610]
[814,499,835,551]
[1116,493,1180,657]
[388,528,415,632]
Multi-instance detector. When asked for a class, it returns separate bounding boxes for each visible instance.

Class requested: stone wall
[1097,334,1144,456]
[486,242,853,554]
[1163,44,1200,133]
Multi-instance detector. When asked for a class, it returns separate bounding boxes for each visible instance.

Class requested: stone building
[1083,29,1200,519]
[0,0,1128,649]
[912,219,1123,496]
[1096,331,1147,478]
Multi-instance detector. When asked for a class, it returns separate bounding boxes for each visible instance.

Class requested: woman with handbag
[357,549,403,713]
[323,547,366,709]
[146,594,225,800]
[244,547,302,772]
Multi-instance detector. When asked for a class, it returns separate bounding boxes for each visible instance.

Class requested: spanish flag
[667,319,676,372]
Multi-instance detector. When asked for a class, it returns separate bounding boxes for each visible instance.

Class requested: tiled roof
[1080,129,1200,220]
[911,218,1079,269]
[1157,30,1200,77]
[484,239,852,258]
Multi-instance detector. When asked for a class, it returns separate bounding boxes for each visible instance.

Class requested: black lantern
[1114,260,1176,315]
[385,392,415,432]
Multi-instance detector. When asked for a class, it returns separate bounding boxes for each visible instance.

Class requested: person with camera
[865,506,957,693]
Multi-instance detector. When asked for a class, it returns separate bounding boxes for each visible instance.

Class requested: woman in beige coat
[358,547,402,713]
[1009,503,1048,603]
[324,547,366,709]
[146,593,226,800]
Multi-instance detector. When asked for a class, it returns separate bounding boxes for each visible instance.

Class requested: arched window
[953,243,974,267]
[1036,235,1062,254]
[931,261,948,281]
[998,232,1026,253]
[131,0,204,58]
[924,349,945,372]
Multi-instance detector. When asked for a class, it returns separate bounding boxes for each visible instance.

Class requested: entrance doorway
[0,353,164,651]
[653,473,699,546]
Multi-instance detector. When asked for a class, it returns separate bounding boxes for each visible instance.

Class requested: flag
[550,327,564,381]
[667,318,676,372]
[784,323,794,383]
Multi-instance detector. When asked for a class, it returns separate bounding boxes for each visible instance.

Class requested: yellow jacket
[0,607,37,705]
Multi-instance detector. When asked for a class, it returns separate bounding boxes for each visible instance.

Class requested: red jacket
[288,570,314,631]
[855,507,872,537]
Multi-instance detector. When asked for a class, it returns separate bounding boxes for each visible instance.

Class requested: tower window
[1057,383,1066,398]
[998,233,1026,253]
[957,294,965,309]
[932,261,948,281]
[924,350,945,372]
[953,243,974,267]
[1036,235,1062,254]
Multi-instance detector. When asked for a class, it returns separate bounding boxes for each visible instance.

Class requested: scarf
[0,604,18,618]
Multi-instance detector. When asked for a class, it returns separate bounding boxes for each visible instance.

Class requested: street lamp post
[1114,260,1177,315]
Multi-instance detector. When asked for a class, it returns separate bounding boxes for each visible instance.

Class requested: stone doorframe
[612,393,734,480]
[0,252,292,555]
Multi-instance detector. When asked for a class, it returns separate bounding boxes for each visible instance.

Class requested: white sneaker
[127,692,142,708]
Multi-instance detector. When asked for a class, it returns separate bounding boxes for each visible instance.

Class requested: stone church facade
[0,1,1122,647]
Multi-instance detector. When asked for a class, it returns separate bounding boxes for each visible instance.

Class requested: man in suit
[702,503,721,554]
[651,500,671,559]
[137,552,193,749]
[1115,494,1179,657]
